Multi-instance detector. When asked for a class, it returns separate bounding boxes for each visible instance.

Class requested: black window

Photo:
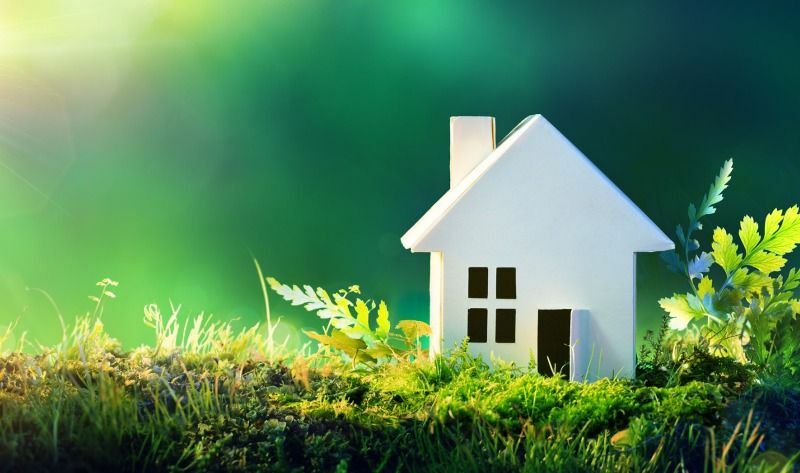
[466,266,517,344]
[496,268,516,299]
[467,308,488,343]
[496,309,516,343]
[468,267,488,298]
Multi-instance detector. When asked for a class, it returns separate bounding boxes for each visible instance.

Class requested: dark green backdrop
[1,2,799,350]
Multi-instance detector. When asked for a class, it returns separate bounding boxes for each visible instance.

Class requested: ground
[0,321,797,472]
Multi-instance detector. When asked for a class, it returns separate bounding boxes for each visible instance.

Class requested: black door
[537,309,571,376]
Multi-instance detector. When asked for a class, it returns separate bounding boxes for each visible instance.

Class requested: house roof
[401,115,674,253]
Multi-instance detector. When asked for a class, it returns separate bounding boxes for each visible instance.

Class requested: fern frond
[269,277,430,366]
[711,227,742,276]
[267,277,379,342]
[784,268,800,291]
[747,206,800,257]
[691,158,733,224]
[718,206,800,278]
[666,160,734,279]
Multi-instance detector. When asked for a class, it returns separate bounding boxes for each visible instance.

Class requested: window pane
[468,267,488,298]
[496,309,515,343]
[496,267,516,299]
[467,308,487,343]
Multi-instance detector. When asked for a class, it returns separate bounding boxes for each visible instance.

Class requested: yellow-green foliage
[267,277,431,367]
[660,161,800,374]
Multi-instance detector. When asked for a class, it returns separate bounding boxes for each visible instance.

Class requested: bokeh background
[1,1,799,350]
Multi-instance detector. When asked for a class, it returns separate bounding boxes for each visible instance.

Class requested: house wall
[439,247,637,379]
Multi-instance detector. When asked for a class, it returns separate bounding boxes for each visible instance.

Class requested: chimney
[450,116,495,188]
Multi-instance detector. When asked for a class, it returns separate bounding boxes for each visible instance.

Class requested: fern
[662,159,732,283]
[660,160,735,330]
[659,160,800,369]
[267,277,430,367]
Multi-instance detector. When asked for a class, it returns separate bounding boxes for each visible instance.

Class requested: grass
[0,286,798,472]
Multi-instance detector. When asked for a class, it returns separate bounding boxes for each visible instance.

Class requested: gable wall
[440,246,637,379]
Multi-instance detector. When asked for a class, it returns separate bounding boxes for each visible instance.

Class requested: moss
[0,336,795,471]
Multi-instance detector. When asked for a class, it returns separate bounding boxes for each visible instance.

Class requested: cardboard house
[401,115,674,380]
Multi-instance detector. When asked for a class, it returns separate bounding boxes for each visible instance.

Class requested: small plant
[267,277,430,367]
[638,312,671,370]
[50,278,122,363]
[637,312,677,386]
[659,159,800,373]
[89,278,118,318]
[638,313,754,391]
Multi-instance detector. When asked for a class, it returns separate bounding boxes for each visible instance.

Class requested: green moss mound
[0,339,795,472]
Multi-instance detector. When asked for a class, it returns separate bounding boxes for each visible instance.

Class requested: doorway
[537,309,571,376]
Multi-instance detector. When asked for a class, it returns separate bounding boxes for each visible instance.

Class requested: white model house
[401,115,674,380]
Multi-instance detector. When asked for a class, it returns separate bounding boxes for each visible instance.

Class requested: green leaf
[267,278,327,311]
[675,224,687,245]
[764,209,783,239]
[697,276,715,299]
[303,330,331,345]
[354,298,371,331]
[726,206,800,276]
[738,215,760,255]
[757,206,800,256]
[694,159,733,220]
[711,227,742,275]
[364,342,395,359]
[397,320,432,340]
[784,268,800,291]
[330,317,355,330]
[304,329,368,356]
[330,329,368,350]
[791,300,800,316]
[376,301,391,338]
[611,429,633,449]
[730,268,773,294]
[772,313,800,375]
[687,252,713,279]
[746,251,786,274]
[316,287,333,304]
[659,293,706,330]
[744,302,773,364]
[334,295,353,318]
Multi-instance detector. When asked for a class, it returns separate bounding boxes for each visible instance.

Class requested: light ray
[0,156,64,213]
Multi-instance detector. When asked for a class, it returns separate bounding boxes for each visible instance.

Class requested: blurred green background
[1,1,799,350]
